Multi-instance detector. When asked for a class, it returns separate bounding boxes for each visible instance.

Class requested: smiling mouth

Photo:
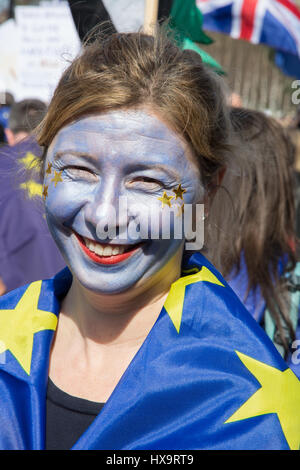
[74,233,144,265]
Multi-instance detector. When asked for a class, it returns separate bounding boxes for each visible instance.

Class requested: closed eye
[126,176,164,192]
[63,165,99,182]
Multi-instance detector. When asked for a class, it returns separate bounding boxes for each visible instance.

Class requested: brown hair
[207,107,297,355]
[35,28,232,184]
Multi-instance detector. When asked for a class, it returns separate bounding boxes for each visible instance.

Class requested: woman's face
[44,109,203,294]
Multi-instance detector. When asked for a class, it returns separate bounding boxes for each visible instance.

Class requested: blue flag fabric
[0,138,65,292]
[0,107,10,130]
[275,50,300,80]
[0,252,299,450]
[0,137,43,201]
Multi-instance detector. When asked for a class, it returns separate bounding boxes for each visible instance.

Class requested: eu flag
[0,138,65,292]
[0,252,299,449]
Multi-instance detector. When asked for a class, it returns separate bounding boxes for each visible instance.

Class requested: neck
[59,247,184,347]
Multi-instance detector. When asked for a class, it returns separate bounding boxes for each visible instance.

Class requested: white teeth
[103,246,113,256]
[85,240,95,252]
[94,244,104,256]
[113,246,123,255]
[83,237,127,256]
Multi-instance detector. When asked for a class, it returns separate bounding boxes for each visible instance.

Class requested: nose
[84,177,130,240]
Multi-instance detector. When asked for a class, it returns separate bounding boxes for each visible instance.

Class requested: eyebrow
[53,150,97,162]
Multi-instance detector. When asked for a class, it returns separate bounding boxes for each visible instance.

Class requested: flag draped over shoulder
[196,0,300,79]
[0,252,299,450]
[67,0,224,73]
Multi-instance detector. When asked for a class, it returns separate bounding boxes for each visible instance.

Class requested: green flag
[182,37,224,74]
[170,0,212,44]
[169,0,224,74]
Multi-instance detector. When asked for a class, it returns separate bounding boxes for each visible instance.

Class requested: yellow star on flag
[0,281,58,375]
[19,151,39,172]
[164,267,224,333]
[20,181,43,199]
[225,351,300,450]
[173,184,186,200]
[42,184,48,200]
[51,170,63,187]
[158,191,174,208]
[45,162,52,175]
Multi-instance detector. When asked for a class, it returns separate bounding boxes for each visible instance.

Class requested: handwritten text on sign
[15,3,81,102]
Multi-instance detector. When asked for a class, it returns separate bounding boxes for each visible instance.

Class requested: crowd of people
[0,26,299,450]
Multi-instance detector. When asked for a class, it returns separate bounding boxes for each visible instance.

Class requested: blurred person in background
[0,124,5,146]
[0,91,14,145]
[4,98,45,146]
[205,107,300,377]
[0,98,48,202]
[0,98,44,188]
[228,92,243,108]
[291,106,300,130]
[0,98,65,295]
[287,106,300,243]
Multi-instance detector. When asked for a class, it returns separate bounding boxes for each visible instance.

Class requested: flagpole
[143,0,159,35]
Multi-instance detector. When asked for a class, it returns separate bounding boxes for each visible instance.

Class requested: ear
[4,128,16,146]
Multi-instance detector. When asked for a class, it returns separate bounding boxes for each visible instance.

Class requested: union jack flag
[196,0,300,78]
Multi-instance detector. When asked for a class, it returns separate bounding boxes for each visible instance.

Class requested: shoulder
[0,268,72,312]
[177,253,287,370]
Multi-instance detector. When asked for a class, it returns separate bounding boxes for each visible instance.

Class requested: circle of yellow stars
[42,163,63,201]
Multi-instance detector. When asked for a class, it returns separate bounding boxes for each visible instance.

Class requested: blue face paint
[44,109,203,294]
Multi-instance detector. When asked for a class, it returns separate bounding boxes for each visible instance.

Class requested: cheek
[44,180,89,225]
[186,177,205,205]
[128,198,185,241]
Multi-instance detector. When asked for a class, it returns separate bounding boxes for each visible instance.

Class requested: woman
[0,31,298,450]
[206,108,300,374]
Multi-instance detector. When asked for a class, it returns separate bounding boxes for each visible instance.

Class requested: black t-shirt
[46,378,105,450]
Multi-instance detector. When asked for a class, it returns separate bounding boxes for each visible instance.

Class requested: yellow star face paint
[173,184,186,200]
[51,170,63,187]
[158,191,174,208]
[45,162,52,175]
[42,185,48,200]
